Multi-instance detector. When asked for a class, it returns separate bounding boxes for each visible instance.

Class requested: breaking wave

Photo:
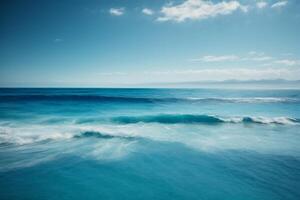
[73,131,135,140]
[112,114,300,125]
[0,124,137,145]
[0,114,298,146]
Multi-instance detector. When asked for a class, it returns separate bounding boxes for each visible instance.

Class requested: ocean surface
[0,88,300,200]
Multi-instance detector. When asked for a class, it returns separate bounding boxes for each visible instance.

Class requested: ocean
[0,88,299,200]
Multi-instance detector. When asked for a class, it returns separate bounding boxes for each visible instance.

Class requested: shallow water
[0,88,300,200]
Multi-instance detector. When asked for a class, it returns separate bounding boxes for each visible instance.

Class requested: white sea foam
[220,116,299,125]
[85,139,137,161]
[0,124,137,171]
[0,115,299,172]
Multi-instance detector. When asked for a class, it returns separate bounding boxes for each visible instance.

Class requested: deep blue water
[0,88,300,200]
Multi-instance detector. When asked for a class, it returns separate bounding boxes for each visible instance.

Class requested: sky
[0,0,300,87]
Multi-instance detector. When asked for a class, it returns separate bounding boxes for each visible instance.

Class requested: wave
[0,128,137,171]
[73,131,135,140]
[1,115,300,172]
[0,94,298,103]
[0,126,136,145]
[112,114,300,125]
[0,114,298,146]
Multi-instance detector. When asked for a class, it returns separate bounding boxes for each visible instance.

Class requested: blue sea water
[0,88,300,200]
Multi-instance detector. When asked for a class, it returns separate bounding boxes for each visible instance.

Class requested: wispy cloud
[250,56,273,61]
[190,52,274,63]
[271,1,288,9]
[190,55,239,62]
[109,8,125,16]
[142,8,154,15]
[274,59,300,66]
[256,1,268,9]
[157,0,248,22]
[246,51,273,61]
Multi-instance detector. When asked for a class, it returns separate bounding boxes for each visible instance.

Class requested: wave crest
[112,114,299,125]
[74,131,135,140]
[0,126,136,145]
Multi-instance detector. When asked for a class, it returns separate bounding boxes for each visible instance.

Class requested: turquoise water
[0,88,300,200]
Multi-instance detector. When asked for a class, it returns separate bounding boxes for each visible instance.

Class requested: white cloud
[191,55,239,62]
[191,53,273,62]
[246,52,273,61]
[250,56,273,61]
[109,8,125,16]
[142,8,154,15]
[256,1,268,9]
[274,59,300,66]
[271,1,288,8]
[157,0,248,22]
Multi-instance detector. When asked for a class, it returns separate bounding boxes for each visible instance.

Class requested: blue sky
[0,0,300,86]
